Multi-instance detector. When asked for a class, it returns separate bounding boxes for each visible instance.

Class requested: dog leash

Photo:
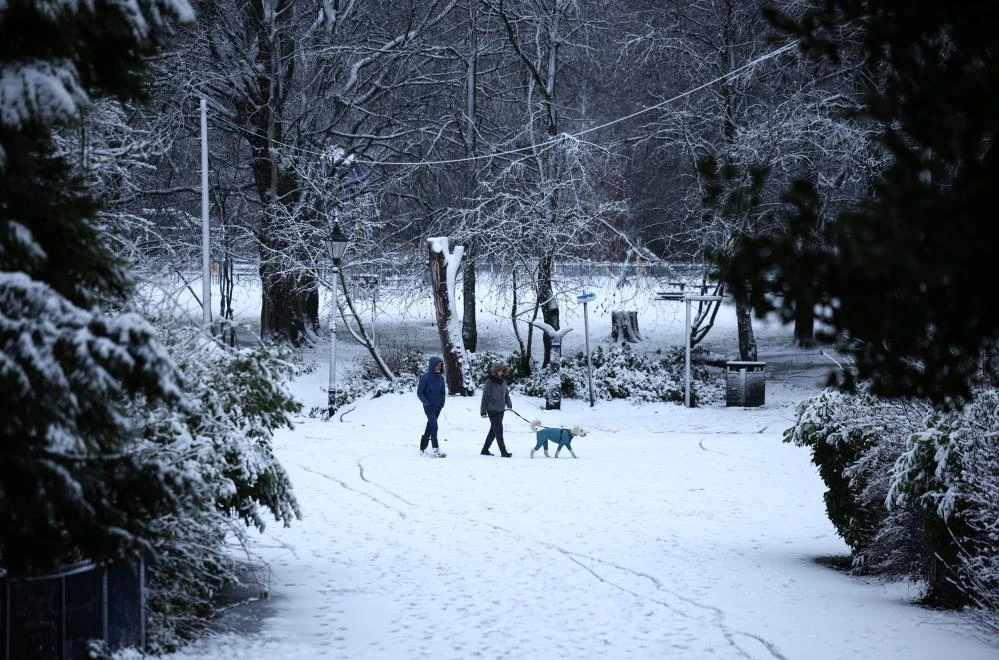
[508,409,537,426]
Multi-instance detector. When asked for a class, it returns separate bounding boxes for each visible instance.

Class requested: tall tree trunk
[735,283,758,361]
[259,262,318,345]
[794,289,816,347]
[234,0,318,345]
[721,2,758,362]
[462,259,478,352]
[429,246,469,396]
[461,0,479,353]
[538,253,559,367]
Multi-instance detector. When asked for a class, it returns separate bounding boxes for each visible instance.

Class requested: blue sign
[576,292,596,303]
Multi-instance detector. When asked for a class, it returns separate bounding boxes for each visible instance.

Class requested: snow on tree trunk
[428,237,472,396]
[538,254,560,367]
[532,321,571,410]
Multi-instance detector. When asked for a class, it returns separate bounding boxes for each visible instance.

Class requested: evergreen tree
[726,0,999,405]
[0,1,195,574]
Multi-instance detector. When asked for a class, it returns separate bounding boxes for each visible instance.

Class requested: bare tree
[614,0,879,357]
[473,0,621,368]
[155,0,460,345]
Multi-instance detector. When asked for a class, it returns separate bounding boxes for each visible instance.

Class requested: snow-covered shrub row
[892,387,999,620]
[517,343,726,406]
[787,382,999,615]
[786,387,913,565]
[138,331,302,652]
[317,339,425,416]
[315,342,725,417]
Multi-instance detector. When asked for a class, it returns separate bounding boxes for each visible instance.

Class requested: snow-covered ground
[156,274,999,659]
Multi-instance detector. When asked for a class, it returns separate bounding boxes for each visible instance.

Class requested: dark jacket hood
[427,356,443,373]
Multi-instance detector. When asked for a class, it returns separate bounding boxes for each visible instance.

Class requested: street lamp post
[653,289,725,408]
[324,224,349,412]
[576,292,596,407]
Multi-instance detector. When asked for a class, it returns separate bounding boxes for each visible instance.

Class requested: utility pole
[201,98,212,330]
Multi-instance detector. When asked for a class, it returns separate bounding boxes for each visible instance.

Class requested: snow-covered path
[164,372,999,660]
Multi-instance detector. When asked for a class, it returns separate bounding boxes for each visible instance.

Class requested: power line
[206,39,800,170]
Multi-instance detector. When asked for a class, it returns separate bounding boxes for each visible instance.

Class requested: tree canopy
[725,0,999,405]
[0,0,196,575]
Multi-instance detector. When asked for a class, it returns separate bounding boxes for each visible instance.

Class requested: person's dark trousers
[423,405,442,449]
[481,410,508,454]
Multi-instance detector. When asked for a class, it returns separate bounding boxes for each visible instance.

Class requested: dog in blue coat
[530,424,587,458]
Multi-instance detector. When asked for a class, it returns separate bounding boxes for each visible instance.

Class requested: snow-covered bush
[354,336,426,382]
[888,387,999,611]
[465,350,525,386]
[787,388,882,555]
[947,389,999,630]
[789,378,999,614]
[315,340,424,417]
[516,343,724,405]
[786,385,932,576]
[314,342,725,418]
[138,331,303,651]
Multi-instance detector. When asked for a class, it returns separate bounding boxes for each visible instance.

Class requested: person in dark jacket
[417,356,447,457]
[480,361,513,457]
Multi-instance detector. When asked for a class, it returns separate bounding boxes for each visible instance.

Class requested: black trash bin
[726,361,766,406]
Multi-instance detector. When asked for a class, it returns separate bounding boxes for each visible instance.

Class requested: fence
[1,559,145,660]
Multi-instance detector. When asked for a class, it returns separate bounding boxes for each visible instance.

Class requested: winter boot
[433,447,447,458]
[420,435,429,453]
[481,448,493,456]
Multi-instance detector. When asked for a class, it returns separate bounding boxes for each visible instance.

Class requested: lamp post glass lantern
[324,225,349,265]
[324,225,349,411]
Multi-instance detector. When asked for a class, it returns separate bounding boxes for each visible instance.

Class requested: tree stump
[611,311,641,342]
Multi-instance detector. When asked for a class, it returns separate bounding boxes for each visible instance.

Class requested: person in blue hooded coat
[417,356,448,456]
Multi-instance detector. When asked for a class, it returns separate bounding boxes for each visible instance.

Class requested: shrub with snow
[139,332,303,651]
[788,379,999,615]
[518,343,724,405]
[888,386,999,613]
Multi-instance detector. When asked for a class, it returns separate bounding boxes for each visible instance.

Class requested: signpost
[577,292,597,407]
[654,290,724,407]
